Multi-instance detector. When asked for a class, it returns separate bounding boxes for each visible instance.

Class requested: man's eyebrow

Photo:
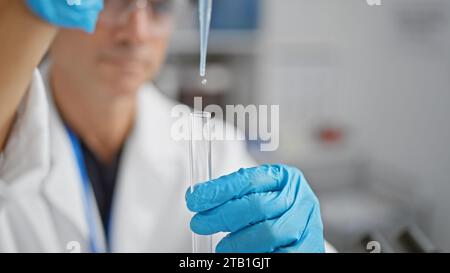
[150,0,174,10]
[150,0,172,4]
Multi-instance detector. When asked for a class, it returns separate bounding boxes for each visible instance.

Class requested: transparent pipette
[199,0,213,78]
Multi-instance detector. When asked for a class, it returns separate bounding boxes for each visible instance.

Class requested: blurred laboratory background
[155,0,450,252]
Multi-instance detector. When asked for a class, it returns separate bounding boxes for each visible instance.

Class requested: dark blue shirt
[80,140,123,239]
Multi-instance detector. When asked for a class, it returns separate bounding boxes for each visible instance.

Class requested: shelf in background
[168,29,262,56]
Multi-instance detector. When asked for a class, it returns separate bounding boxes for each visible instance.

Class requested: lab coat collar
[0,70,51,194]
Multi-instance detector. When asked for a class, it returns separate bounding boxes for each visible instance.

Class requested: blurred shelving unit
[168,30,262,56]
[156,0,262,109]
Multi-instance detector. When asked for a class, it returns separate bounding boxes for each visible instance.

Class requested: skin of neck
[50,64,137,164]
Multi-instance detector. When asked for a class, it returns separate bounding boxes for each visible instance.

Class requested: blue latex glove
[186,164,325,253]
[25,0,104,33]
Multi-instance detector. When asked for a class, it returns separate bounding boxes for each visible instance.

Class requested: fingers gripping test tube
[189,112,213,253]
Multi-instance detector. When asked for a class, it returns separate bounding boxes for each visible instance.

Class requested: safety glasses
[99,0,174,35]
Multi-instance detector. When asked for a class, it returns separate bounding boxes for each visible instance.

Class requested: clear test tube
[189,111,213,253]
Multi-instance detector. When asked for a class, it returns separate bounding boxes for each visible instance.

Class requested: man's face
[50,0,173,98]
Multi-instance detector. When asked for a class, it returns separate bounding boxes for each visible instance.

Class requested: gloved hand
[25,0,104,33]
[186,164,325,253]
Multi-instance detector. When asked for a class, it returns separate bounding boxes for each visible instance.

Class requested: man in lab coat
[0,0,326,252]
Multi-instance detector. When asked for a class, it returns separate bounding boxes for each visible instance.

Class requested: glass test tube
[189,111,213,253]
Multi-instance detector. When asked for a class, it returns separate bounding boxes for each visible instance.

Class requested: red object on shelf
[318,127,343,144]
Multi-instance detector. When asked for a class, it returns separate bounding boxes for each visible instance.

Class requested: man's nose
[116,9,152,44]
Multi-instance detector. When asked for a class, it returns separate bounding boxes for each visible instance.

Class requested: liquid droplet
[201,78,208,86]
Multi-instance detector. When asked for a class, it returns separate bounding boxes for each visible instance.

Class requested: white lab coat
[0,68,257,253]
[0,69,335,253]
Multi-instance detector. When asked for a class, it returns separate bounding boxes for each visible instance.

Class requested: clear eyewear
[99,0,173,35]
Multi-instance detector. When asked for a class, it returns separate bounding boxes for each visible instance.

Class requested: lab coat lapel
[42,110,88,241]
[110,85,191,252]
[43,97,107,252]
[40,66,106,252]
